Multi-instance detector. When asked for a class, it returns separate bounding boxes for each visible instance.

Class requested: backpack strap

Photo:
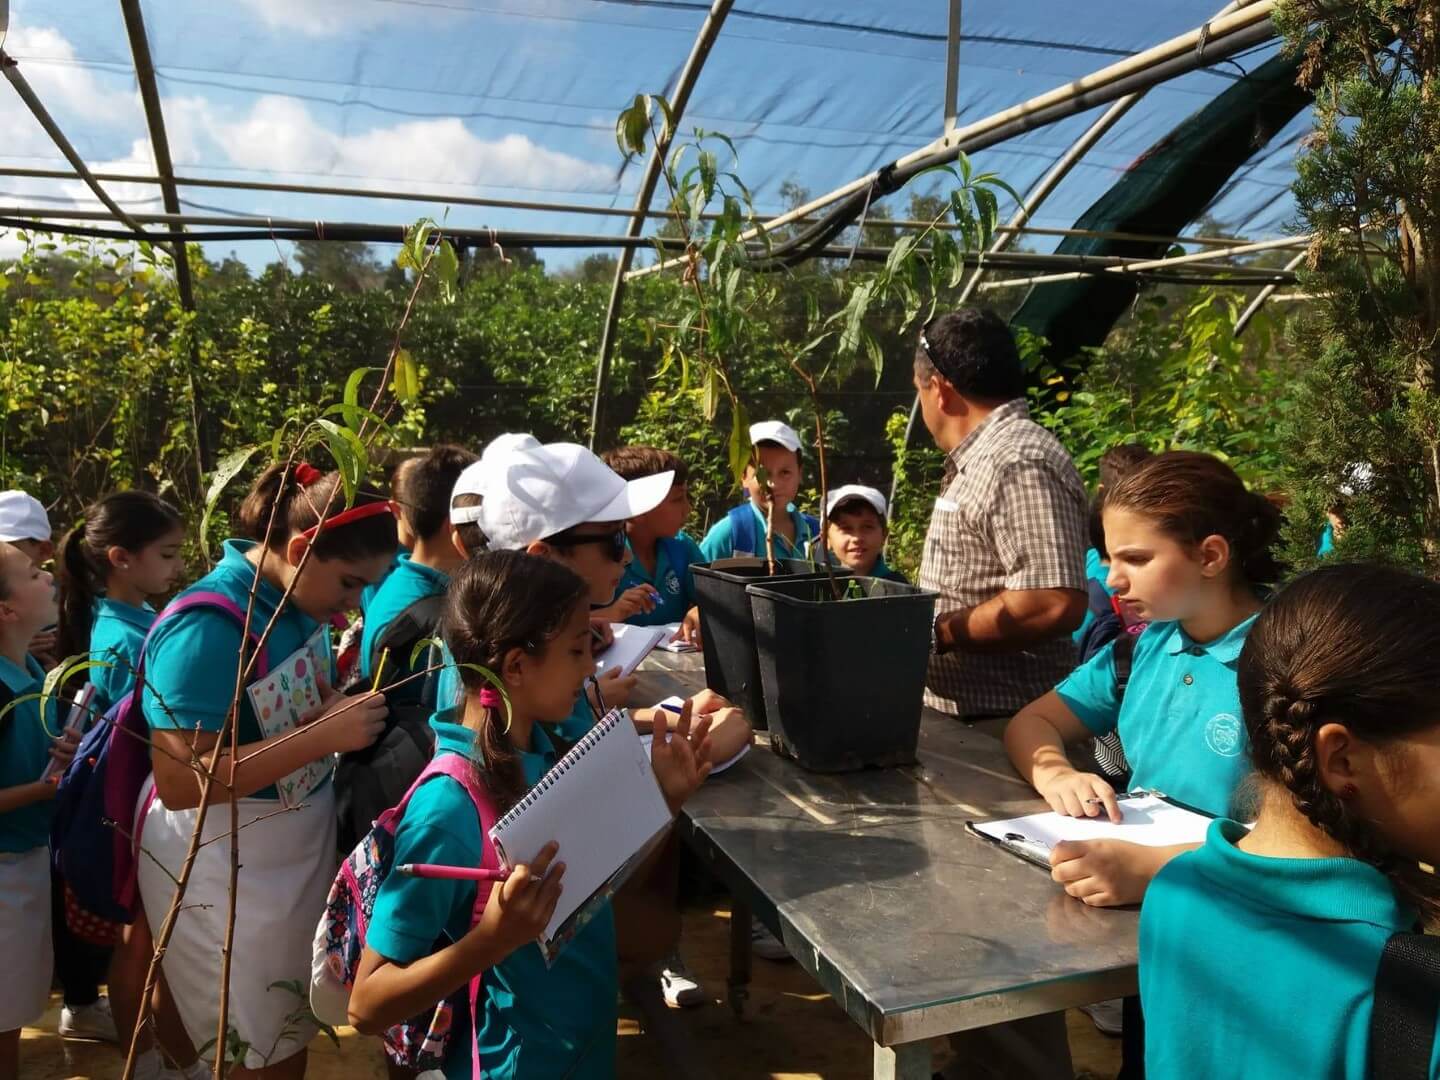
[1370,931,1440,1080]
[367,592,445,701]
[727,504,757,557]
[1112,631,1138,702]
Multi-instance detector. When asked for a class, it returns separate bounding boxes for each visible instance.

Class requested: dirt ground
[22,902,1120,1079]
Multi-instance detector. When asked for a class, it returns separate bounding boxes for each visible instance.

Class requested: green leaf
[724,266,742,309]
[728,403,751,490]
[321,402,390,434]
[341,367,378,432]
[698,149,718,203]
[434,239,460,303]
[201,445,262,559]
[456,662,512,727]
[392,348,420,404]
[314,419,368,506]
[408,636,445,671]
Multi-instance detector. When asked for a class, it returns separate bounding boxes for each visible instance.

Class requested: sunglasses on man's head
[548,527,627,562]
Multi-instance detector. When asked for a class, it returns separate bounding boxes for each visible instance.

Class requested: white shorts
[136,782,338,1070]
[0,846,53,1031]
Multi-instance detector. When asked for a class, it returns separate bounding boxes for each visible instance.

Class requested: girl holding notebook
[137,463,394,1079]
[348,551,712,1079]
[1003,451,1282,908]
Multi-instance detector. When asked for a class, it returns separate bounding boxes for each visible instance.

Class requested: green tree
[1274,0,1440,569]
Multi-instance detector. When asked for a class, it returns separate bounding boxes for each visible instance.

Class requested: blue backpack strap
[726,504,757,557]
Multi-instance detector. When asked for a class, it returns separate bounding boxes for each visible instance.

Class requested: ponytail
[441,550,589,813]
[1104,450,1285,588]
[1238,564,1440,924]
[55,491,183,664]
[236,461,397,562]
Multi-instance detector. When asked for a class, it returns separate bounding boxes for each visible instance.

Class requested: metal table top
[637,651,1139,1048]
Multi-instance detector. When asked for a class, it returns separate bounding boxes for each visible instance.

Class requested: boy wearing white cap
[698,421,818,563]
[823,485,909,584]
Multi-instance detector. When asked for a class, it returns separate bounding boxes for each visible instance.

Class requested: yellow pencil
[372,647,390,692]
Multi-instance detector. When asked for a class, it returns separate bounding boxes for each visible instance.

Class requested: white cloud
[212,95,615,193]
[1,25,134,125]
[236,0,436,37]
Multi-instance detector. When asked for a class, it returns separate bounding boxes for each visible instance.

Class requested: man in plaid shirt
[916,308,1089,1077]
[915,306,1089,720]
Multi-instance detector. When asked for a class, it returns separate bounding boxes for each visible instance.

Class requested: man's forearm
[935,588,1087,654]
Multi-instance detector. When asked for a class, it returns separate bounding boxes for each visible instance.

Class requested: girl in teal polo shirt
[1141,564,1440,1078]
[56,490,185,716]
[136,463,394,1079]
[1005,451,1282,907]
[0,541,79,1077]
[350,550,710,1079]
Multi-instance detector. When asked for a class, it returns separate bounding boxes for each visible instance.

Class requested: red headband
[293,462,323,487]
[301,500,396,540]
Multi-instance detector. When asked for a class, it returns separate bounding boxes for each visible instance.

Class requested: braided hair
[1237,563,1440,922]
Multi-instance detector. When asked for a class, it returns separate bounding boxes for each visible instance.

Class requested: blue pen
[658,700,684,715]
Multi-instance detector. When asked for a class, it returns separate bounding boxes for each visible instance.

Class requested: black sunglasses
[548,527,627,562]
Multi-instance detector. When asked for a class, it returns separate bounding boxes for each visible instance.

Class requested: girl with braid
[1140,563,1440,1078]
[1006,451,1281,906]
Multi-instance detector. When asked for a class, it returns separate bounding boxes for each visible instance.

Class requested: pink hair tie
[478,687,505,709]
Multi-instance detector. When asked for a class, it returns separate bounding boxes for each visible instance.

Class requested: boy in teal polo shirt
[360,445,476,706]
[598,446,704,642]
[699,421,818,563]
[0,541,78,1075]
[821,485,909,583]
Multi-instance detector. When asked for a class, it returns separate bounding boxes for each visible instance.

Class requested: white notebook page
[972,794,1213,857]
[490,710,672,942]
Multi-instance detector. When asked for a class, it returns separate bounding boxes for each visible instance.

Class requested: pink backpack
[311,753,500,1077]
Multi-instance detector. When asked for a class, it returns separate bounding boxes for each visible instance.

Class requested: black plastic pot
[746,576,939,772]
[691,560,846,730]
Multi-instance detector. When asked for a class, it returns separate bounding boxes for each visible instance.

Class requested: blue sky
[0,1,1307,272]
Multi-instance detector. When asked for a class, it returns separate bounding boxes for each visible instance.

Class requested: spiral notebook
[489,708,672,965]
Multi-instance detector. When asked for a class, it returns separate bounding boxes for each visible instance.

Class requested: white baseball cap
[0,491,51,543]
[749,420,802,454]
[478,442,674,551]
[450,433,541,524]
[825,484,888,521]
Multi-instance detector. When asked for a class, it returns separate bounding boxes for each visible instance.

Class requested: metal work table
[636,652,1138,1080]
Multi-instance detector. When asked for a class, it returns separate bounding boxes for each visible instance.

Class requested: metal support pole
[587,0,734,449]
[943,0,962,133]
[0,50,145,233]
[631,0,1278,282]
[120,0,210,479]
[1234,250,1307,336]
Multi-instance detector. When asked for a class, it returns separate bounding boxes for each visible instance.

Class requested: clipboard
[966,790,1216,870]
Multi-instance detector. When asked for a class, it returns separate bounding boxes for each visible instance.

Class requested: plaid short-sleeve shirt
[918,399,1089,718]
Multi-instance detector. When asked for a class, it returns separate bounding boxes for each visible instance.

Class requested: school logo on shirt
[664,571,681,596]
[1204,713,1243,757]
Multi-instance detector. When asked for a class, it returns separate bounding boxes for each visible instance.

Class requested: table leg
[873,1040,932,1080]
[727,897,752,1019]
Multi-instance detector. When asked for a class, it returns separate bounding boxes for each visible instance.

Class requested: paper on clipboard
[969,794,1213,868]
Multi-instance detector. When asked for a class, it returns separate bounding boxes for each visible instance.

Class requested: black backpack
[1077,580,1137,789]
[333,593,445,853]
[1369,930,1440,1079]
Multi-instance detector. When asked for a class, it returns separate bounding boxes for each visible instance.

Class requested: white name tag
[934,497,959,513]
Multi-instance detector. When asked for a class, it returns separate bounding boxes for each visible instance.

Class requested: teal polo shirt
[369,712,619,1080]
[143,540,333,801]
[1055,614,1258,816]
[0,652,59,852]
[1141,818,1439,1079]
[89,597,156,717]
[614,533,704,626]
[699,502,814,563]
[358,554,449,705]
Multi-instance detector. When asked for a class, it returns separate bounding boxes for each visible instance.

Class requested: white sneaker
[59,995,119,1042]
[750,918,791,962]
[1081,998,1125,1037]
[659,954,706,1008]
